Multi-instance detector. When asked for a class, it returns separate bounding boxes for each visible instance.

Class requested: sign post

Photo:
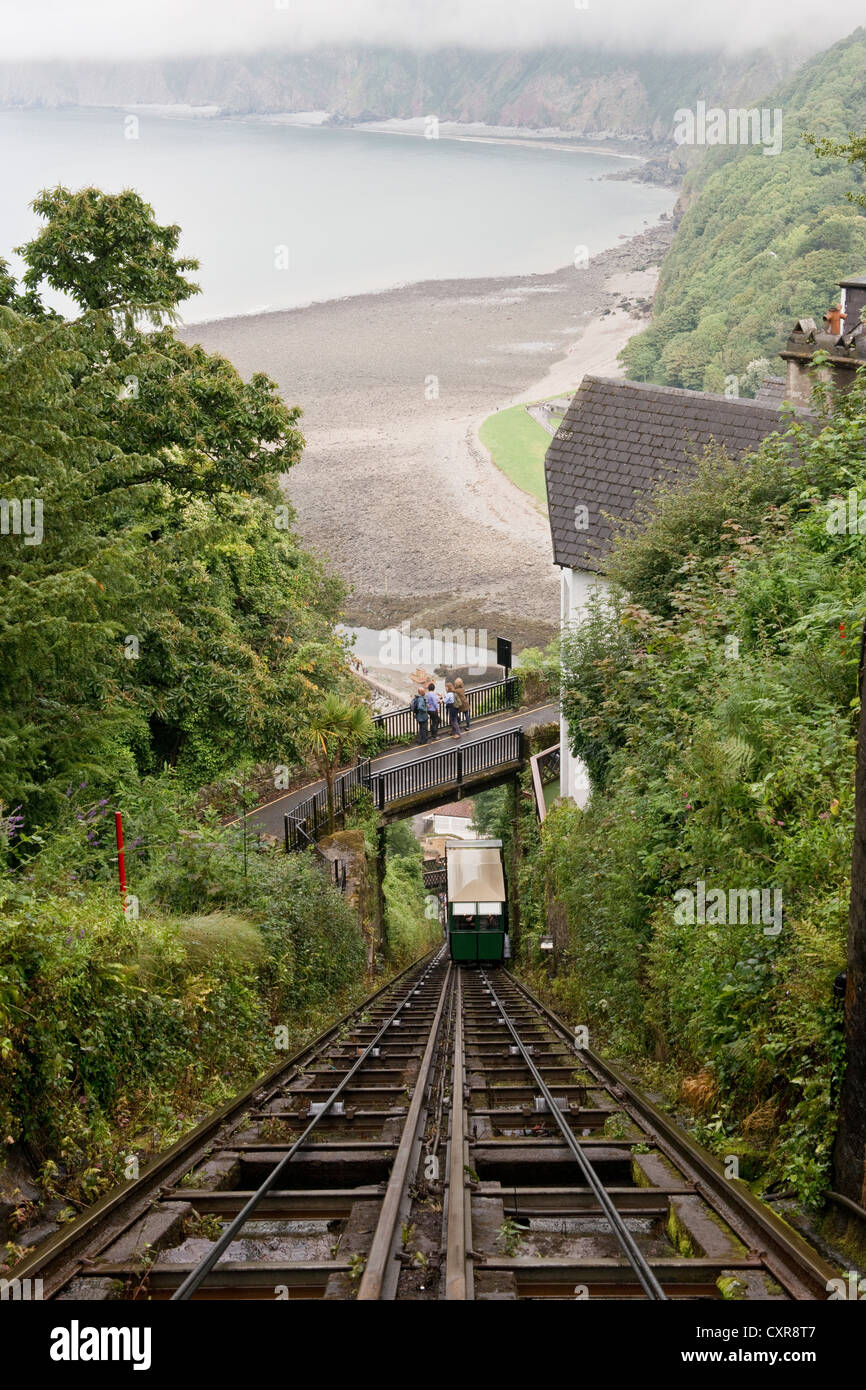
[114,811,126,900]
[496,637,512,680]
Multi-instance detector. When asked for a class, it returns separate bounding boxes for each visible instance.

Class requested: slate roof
[754,375,788,405]
[544,375,795,573]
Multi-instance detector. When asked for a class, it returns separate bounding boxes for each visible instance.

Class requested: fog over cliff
[3,4,864,143]
[2,0,863,61]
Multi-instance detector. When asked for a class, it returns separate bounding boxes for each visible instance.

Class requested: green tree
[17,186,200,323]
[804,128,866,207]
[0,188,352,820]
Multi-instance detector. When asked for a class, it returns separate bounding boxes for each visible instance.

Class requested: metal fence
[284,815,349,890]
[283,758,372,851]
[282,725,524,853]
[372,675,519,744]
[422,857,447,891]
[372,729,523,811]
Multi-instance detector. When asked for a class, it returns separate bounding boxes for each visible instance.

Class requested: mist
[2,0,863,64]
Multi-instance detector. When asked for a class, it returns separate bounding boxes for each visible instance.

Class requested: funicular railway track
[14,952,449,1301]
[16,959,836,1302]
[441,971,837,1301]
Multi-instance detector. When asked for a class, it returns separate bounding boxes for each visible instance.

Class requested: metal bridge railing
[372,728,523,811]
[529,742,561,823]
[372,675,520,744]
[422,863,447,892]
[283,816,349,890]
[284,758,372,852]
[282,726,524,855]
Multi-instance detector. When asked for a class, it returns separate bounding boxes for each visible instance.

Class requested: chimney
[839,275,866,334]
[780,272,866,408]
[780,318,821,408]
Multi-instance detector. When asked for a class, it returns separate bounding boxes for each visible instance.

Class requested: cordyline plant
[303,695,375,833]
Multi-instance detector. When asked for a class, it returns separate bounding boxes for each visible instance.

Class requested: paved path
[241,702,559,838]
[525,403,560,436]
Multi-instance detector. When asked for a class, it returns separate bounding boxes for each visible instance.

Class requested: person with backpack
[453,677,470,730]
[426,682,441,739]
[412,685,429,744]
[443,681,461,738]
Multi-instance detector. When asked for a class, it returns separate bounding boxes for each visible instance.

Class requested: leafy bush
[0,828,365,1222]
[515,640,560,705]
[523,371,866,1203]
[382,821,441,965]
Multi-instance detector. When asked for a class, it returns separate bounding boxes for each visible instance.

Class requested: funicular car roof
[445,839,505,903]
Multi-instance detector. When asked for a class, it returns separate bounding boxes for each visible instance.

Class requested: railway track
[440,970,837,1301]
[14,952,447,1301]
[15,960,837,1302]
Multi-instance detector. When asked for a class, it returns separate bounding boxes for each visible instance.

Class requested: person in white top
[443,681,460,738]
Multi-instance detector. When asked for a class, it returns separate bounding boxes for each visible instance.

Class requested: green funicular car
[445,838,508,964]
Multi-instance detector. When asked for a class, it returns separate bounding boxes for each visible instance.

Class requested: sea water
[0,107,675,322]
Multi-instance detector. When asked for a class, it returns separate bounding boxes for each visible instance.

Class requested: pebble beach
[182,220,673,649]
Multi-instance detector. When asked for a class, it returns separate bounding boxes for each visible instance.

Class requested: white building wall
[559,566,607,809]
[427,815,477,839]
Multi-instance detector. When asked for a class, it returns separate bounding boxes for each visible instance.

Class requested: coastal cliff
[0,44,808,144]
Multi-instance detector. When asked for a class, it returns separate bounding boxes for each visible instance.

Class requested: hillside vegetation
[0,188,385,1258]
[0,804,366,1250]
[510,369,866,1205]
[621,28,866,393]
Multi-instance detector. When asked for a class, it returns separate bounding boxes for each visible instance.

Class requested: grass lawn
[478,404,551,506]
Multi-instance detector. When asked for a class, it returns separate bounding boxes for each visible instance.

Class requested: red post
[114,811,126,899]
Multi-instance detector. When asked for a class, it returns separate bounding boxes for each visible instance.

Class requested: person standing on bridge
[453,677,470,730]
[443,681,461,738]
[412,686,430,744]
[426,682,441,740]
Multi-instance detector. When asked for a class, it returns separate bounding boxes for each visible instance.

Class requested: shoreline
[334,120,646,162]
[82,100,659,160]
[181,253,652,331]
[172,126,665,331]
[180,219,673,649]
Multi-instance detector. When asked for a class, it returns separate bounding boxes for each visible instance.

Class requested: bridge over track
[245,700,557,848]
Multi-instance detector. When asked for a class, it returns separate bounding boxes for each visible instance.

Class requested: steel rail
[11,951,437,1297]
[429,967,456,1167]
[508,971,837,1300]
[480,970,668,1301]
[444,969,474,1299]
[357,963,453,1299]
[171,949,446,1300]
